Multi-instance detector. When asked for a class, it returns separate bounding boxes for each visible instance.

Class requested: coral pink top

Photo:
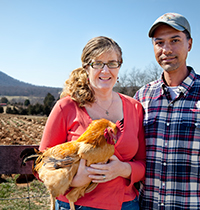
[39,93,146,210]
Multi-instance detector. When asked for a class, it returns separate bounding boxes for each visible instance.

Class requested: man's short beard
[160,62,179,72]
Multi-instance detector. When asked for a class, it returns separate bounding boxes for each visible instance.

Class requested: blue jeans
[55,197,139,210]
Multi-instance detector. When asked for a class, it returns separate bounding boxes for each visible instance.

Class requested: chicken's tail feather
[20,148,40,166]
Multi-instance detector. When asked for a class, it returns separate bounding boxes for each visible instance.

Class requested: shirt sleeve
[39,100,68,151]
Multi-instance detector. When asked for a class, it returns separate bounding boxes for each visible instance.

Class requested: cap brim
[148,21,185,37]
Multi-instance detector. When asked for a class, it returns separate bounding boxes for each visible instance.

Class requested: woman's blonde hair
[60,36,123,107]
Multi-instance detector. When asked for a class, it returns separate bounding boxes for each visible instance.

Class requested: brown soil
[0,114,47,145]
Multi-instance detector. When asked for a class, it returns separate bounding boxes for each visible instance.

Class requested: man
[134,13,200,209]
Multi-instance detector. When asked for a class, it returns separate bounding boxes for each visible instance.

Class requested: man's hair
[182,29,191,40]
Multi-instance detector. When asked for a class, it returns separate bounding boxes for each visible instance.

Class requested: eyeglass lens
[91,61,120,69]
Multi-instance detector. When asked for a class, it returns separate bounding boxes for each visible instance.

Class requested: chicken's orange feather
[21,118,119,210]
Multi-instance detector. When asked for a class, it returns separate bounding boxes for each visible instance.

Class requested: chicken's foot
[69,201,75,210]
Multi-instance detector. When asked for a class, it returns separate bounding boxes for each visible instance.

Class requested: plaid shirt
[134,67,200,210]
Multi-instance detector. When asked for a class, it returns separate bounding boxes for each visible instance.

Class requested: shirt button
[161,203,164,206]
[165,143,167,146]
[166,122,170,126]
[162,182,165,187]
[163,162,167,166]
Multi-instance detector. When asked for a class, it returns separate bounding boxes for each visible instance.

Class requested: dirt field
[0,114,47,145]
[0,114,50,209]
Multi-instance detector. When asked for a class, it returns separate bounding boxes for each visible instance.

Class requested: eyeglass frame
[89,60,122,69]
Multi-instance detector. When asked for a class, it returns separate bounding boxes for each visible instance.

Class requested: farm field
[0,113,47,145]
[0,114,50,209]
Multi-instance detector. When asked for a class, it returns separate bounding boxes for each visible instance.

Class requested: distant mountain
[0,71,62,98]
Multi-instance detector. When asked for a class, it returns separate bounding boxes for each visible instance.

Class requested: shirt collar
[160,66,196,96]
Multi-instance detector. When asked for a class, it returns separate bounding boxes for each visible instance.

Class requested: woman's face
[86,50,120,94]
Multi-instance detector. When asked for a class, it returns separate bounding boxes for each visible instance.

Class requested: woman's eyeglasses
[89,61,121,69]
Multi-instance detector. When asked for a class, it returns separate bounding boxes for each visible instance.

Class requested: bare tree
[144,62,162,83]
[114,62,162,97]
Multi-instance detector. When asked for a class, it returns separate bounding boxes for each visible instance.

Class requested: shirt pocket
[181,109,200,131]
[179,109,200,168]
[143,111,158,127]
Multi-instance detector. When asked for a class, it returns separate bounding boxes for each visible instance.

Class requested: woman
[40,36,146,210]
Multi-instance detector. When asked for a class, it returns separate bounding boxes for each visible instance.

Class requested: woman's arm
[39,101,68,151]
[70,159,92,187]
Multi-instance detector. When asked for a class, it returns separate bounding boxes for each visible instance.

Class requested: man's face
[152,24,192,72]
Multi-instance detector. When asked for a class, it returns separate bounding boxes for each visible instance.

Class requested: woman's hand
[87,155,132,183]
[70,159,92,187]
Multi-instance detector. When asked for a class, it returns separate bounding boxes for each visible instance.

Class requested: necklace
[95,96,113,116]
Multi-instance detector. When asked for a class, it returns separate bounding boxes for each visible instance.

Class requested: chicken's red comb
[104,128,115,145]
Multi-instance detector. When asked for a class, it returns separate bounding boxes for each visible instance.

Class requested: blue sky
[0,0,200,88]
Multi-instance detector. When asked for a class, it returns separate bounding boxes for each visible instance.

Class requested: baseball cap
[148,12,191,38]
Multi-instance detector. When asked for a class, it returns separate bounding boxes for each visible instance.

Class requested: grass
[0,114,49,209]
[0,175,51,210]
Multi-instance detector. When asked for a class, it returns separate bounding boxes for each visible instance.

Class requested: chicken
[20,118,119,210]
